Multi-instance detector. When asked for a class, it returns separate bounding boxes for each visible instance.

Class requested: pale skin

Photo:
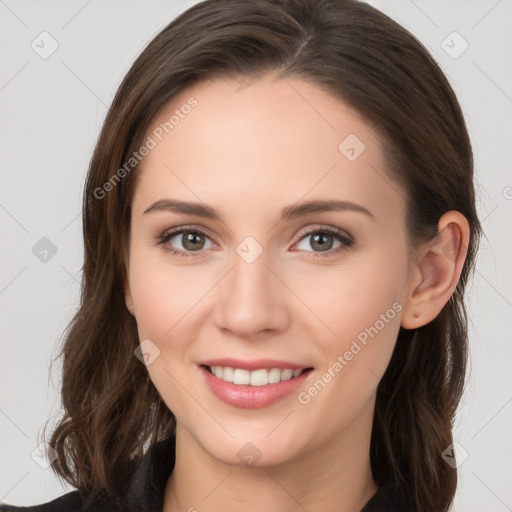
[124,73,470,512]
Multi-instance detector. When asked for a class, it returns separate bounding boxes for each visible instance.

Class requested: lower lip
[199,365,313,409]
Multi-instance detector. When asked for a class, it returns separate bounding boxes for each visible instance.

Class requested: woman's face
[125,73,415,466]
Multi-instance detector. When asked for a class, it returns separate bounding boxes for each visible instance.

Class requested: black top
[0,436,413,511]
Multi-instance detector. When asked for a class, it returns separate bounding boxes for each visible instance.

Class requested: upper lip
[199,358,313,371]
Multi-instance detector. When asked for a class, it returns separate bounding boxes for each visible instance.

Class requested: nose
[213,243,290,339]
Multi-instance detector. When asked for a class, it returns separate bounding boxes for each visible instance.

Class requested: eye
[293,226,354,257]
[157,227,215,258]
[157,225,354,259]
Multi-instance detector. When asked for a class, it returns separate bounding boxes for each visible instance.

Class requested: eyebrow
[143,198,374,221]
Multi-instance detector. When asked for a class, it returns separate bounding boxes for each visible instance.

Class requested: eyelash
[156,224,354,259]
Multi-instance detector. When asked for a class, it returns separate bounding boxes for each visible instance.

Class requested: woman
[0,0,481,510]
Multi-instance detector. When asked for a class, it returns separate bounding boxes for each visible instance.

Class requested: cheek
[128,245,203,340]
[299,258,405,335]
[298,253,406,379]
[296,273,403,422]
[127,250,205,413]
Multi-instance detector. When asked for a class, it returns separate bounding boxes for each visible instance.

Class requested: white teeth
[268,368,281,384]
[281,369,293,380]
[222,366,234,382]
[208,366,306,386]
[249,369,268,386]
[233,369,250,385]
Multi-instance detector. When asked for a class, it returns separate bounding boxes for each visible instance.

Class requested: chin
[198,430,305,469]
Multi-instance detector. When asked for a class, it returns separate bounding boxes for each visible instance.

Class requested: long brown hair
[42,1,481,510]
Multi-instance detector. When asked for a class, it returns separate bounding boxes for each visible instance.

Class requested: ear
[401,211,470,329]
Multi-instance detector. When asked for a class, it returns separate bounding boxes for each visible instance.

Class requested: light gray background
[1,1,511,510]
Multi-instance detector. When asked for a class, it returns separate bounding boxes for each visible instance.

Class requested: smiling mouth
[201,364,314,387]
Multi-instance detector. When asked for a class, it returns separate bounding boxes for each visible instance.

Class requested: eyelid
[158,224,220,253]
[157,223,354,257]
[294,224,353,244]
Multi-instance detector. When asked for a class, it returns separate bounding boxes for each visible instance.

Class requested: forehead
[132,74,405,225]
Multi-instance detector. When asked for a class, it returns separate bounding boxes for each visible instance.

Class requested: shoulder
[0,490,84,512]
[0,487,124,512]
[361,480,415,512]
[0,435,175,512]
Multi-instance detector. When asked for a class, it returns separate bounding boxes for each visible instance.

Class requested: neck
[164,400,377,512]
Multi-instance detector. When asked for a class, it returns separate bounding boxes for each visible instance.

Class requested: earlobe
[401,211,470,329]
